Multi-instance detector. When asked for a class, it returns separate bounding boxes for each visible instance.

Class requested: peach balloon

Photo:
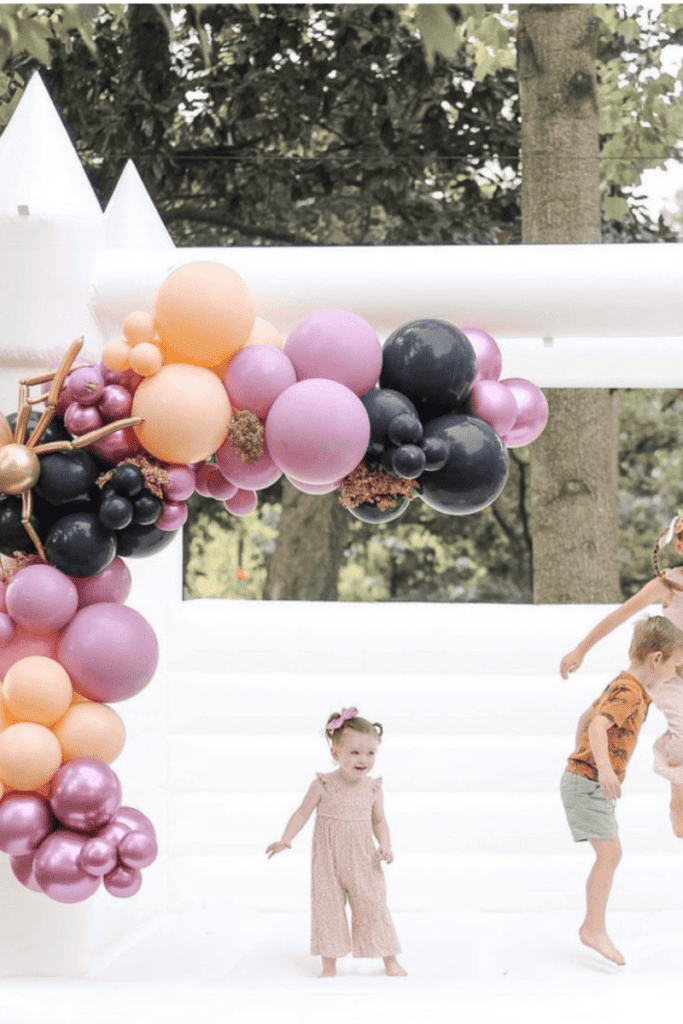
[102,338,132,372]
[132,363,232,464]
[1,696,17,730]
[129,342,163,377]
[243,317,284,350]
[54,702,125,764]
[0,412,12,448]
[3,656,73,726]
[0,722,63,790]
[153,262,256,367]
[123,311,155,347]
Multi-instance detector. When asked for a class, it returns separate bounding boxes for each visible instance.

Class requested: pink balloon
[110,806,156,839]
[32,829,101,903]
[265,379,370,485]
[0,793,54,855]
[196,464,238,500]
[163,465,196,502]
[96,820,132,848]
[6,565,78,634]
[216,438,282,490]
[499,378,549,448]
[156,501,188,531]
[71,558,132,608]
[118,829,158,869]
[471,379,518,436]
[50,758,121,833]
[78,836,118,877]
[284,310,382,396]
[286,476,342,495]
[224,346,297,419]
[0,582,7,612]
[225,489,258,517]
[0,612,16,644]
[64,403,103,436]
[463,328,503,384]
[89,427,143,464]
[10,851,43,892]
[57,603,159,703]
[104,863,142,898]
[0,625,60,677]
[98,384,133,422]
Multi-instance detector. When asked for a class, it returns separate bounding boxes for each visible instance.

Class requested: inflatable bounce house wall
[1,74,683,989]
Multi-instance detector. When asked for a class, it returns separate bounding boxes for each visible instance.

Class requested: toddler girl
[266,707,406,978]
[561,512,683,836]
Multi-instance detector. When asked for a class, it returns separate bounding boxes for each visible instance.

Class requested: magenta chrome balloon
[0,792,53,856]
[32,829,101,903]
[50,758,121,833]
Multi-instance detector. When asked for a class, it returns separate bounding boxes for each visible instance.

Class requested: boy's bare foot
[579,925,625,966]
[383,955,407,976]
[320,958,336,978]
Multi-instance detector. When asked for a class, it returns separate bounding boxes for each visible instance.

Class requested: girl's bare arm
[266,779,323,857]
[560,577,669,678]
[371,789,393,862]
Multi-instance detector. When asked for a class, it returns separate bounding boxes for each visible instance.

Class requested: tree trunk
[263,480,349,600]
[518,4,619,603]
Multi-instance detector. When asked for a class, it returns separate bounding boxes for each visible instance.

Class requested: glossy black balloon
[379,320,476,416]
[390,444,426,480]
[418,414,509,515]
[0,495,41,555]
[111,464,144,498]
[346,497,411,524]
[45,512,117,577]
[35,450,100,506]
[360,389,420,447]
[116,522,179,558]
[132,491,164,526]
[388,413,423,447]
[99,493,134,531]
[6,411,70,445]
[420,437,449,472]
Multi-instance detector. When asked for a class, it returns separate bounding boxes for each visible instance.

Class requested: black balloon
[36,450,100,506]
[390,444,426,480]
[111,464,144,498]
[99,493,134,531]
[361,389,420,452]
[45,512,117,577]
[116,522,179,558]
[7,411,69,445]
[346,497,410,524]
[418,414,509,515]
[380,320,476,417]
[0,495,41,555]
[132,491,164,526]
[388,413,423,447]
[420,437,449,472]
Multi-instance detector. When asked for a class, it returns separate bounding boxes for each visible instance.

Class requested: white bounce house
[2,74,683,1024]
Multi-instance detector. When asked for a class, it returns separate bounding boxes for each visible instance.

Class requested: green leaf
[603,195,630,221]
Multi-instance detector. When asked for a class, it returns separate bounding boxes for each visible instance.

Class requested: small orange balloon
[243,318,284,350]
[132,363,232,464]
[0,721,63,790]
[123,311,156,347]
[54,702,125,764]
[3,656,73,726]
[103,338,132,372]
[129,342,164,377]
[0,413,13,448]
[153,262,256,368]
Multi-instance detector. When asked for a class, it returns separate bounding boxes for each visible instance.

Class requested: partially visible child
[560,616,683,966]
[266,707,406,978]
[561,512,683,837]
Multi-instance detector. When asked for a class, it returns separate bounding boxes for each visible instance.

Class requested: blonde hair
[325,711,383,749]
[629,615,683,662]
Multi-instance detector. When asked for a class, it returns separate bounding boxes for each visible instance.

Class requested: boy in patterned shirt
[561,615,683,967]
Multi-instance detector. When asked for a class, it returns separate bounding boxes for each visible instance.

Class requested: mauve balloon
[50,758,121,833]
[104,863,142,898]
[0,792,54,855]
[10,851,43,892]
[32,829,102,903]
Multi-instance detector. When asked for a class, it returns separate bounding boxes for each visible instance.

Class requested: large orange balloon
[243,318,284,350]
[153,262,256,367]
[3,656,73,726]
[54,702,125,764]
[132,363,232,464]
[0,696,16,731]
[0,722,62,790]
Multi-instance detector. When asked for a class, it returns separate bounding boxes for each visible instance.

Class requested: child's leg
[320,957,336,978]
[670,783,683,837]
[579,837,624,966]
[383,955,408,976]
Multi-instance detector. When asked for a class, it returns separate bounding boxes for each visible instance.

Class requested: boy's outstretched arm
[560,577,668,678]
[588,714,621,799]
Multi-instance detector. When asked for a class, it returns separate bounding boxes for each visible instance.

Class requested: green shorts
[560,769,619,842]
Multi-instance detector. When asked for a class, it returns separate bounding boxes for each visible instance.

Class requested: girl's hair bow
[327,707,358,730]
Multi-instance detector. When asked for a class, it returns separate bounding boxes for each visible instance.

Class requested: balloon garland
[0,260,548,903]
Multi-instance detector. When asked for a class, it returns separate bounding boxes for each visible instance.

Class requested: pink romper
[310,770,401,959]
[653,569,683,783]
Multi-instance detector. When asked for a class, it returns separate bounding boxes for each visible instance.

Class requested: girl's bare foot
[383,955,407,976]
[579,925,625,966]
[320,957,336,978]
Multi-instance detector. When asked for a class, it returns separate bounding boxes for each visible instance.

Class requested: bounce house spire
[104,160,174,250]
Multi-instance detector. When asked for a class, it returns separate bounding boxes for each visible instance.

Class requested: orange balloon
[54,702,125,764]
[0,412,13,447]
[129,342,163,377]
[243,317,284,350]
[0,722,62,790]
[3,656,73,726]
[0,695,17,731]
[153,262,256,367]
[123,311,156,347]
[103,338,132,372]
[0,779,4,800]
[132,363,232,464]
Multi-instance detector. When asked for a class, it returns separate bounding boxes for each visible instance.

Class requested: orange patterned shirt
[567,671,651,783]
